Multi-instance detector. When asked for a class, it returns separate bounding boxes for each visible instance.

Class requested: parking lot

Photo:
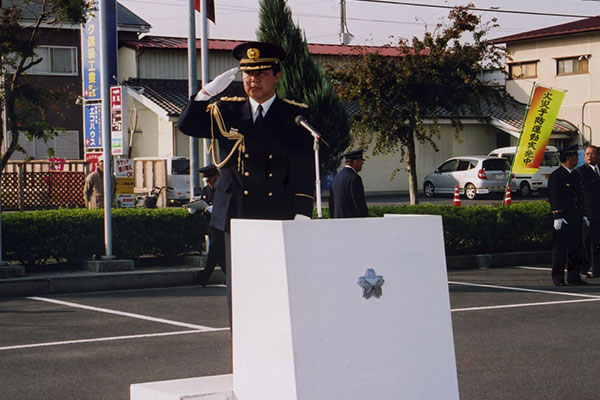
[1,266,599,400]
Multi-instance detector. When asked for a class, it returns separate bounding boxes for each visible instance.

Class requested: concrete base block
[183,255,207,268]
[130,374,233,400]
[0,265,25,278]
[82,259,135,272]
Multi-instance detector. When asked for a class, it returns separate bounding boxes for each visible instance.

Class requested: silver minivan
[423,156,515,200]
[488,146,560,197]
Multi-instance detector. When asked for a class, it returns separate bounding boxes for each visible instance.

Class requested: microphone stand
[312,134,323,218]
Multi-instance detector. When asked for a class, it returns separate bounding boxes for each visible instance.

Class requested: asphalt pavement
[1,266,599,400]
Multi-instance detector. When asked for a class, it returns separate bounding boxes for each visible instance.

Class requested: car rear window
[482,158,510,171]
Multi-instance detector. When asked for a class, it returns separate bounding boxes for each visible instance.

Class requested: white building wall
[356,123,499,193]
[505,32,600,144]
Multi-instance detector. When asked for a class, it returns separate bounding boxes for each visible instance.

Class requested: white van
[488,146,560,196]
[134,156,191,205]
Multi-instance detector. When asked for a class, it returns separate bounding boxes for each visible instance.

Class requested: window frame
[555,55,590,76]
[27,45,79,76]
[508,60,538,80]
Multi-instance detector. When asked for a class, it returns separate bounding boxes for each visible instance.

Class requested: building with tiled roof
[119,36,577,194]
[491,16,600,147]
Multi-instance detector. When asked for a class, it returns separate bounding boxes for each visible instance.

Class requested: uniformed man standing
[196,165,226,286]
[178,41,315,307]
[575,145,600,277]
[329,149,368,218]
[548,145,589,286]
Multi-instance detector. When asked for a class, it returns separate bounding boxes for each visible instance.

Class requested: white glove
[584,216,590,226]
[554,218,567,230]
[294,214,311,221]
[195,67,239,101]
[206,205,213,213]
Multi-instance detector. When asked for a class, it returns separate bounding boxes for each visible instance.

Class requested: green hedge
[3,201,553,267]
[366,201,552,255]
[3,208,207,267]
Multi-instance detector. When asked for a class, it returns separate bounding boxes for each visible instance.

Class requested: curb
[0,251,551,298]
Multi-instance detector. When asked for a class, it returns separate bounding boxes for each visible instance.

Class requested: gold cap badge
[247,48,260,59]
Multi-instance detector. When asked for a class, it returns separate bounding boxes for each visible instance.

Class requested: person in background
[329,149,368,218]
[548,145,589,286]
[196,165,226,286]
[83,158,116,210]
[575,145,600,278]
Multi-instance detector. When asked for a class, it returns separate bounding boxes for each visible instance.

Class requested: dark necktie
[255,104,264,127]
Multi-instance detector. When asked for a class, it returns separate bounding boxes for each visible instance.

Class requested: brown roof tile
[490,16,600,44]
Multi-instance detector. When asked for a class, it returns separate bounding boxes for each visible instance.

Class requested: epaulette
[220,96,247,102]
[283,98,309,108]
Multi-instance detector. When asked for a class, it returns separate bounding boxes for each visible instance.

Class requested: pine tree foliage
[256,0,350,175]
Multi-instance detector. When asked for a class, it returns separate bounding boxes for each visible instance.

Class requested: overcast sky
[118,0,600,45]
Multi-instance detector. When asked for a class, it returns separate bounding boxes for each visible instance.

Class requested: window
[457,160,476,171]
[28,46,78,76]
[508,61,537,79]
[557,56,589,76]
[482,159,510,171]
[438,160,458,173]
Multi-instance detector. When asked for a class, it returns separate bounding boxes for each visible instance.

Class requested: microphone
[294,115,328,146]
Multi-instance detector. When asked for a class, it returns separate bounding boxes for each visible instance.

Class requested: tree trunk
[407,129,419,205]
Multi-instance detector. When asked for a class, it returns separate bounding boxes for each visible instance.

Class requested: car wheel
[520,182,532,197]
[424,181,435,198]
[465,183,476,200]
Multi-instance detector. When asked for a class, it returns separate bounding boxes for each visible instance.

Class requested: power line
[350,0,597,19]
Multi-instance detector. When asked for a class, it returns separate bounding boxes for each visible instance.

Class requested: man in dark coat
[329,149,368,218]
[548,145,589,286]
[178,41,315,311]
[196,165,226,286]
[575,145,600,277]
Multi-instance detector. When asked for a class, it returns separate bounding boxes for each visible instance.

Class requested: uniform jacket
[178,95,315,231]
[329,166,368,218]
[199,184,216,205]
[548,166,586,222]
[575,163,600,220]
[83,170,116,210]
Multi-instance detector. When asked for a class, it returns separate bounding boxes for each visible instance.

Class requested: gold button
[268,192,273,196]
[268,154,273,159]
[268,173,273,178]
[244,190,249,195]
[244,153,249,159]
[244,171,250,176]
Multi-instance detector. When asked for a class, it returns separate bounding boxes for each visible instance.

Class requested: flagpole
[188,0,200,199]
[200,0,211,168]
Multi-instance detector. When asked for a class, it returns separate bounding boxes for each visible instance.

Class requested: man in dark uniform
[548,145,589,286]
[196,165,226,286]
[329,149,368,218]
[575,145,600,278]
[177,41,315,310]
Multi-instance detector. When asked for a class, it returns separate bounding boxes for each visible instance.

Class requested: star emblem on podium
[357,268,384,299]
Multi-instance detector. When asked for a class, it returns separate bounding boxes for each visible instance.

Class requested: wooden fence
[2,161,89,211]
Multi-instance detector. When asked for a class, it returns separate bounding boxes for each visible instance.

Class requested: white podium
[131,215,459,400]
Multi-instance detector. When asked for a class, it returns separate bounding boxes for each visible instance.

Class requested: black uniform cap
[342,149,365,161]
[558,144,579,156]
[199,164,218,178]
[232,41,286,71]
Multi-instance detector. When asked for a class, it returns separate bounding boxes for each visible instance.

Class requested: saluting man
[548,145,589,286]
[178,41,316,308]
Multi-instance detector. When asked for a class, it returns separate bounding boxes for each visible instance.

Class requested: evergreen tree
[256,0,350,175]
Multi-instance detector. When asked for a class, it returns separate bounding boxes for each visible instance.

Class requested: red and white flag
[194,0,216,23]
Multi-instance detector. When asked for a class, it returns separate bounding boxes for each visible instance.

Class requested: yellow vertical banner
[513,85,565,174]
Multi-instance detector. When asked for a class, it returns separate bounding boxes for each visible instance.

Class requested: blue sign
[81,0,118,100]
[84,103,102,149]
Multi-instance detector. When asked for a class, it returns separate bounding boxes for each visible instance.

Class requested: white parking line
[0,329,231,352]
[452,297,600,312]
[516,266,552,271]
[28,296,223,331]
[449,281,600,299]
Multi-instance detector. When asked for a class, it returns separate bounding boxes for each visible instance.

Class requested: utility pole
[340,0,353,45]
[188,0,200,199]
